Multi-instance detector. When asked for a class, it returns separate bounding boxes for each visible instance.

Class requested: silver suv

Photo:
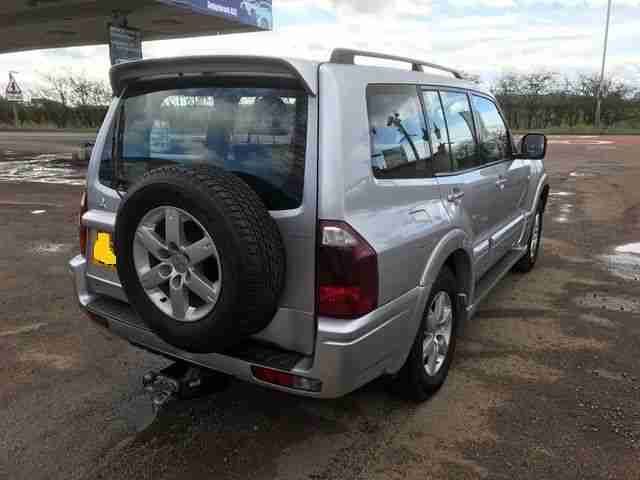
[70,50,549,400]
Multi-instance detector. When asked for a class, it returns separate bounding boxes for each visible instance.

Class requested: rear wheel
[392,266,458,401]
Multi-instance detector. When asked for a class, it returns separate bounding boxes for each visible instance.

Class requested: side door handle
[447,189,465,202]
[410,208,431,223]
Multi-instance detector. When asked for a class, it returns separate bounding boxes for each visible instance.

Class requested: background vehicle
[239,0,272,29]
[70,49,549,400]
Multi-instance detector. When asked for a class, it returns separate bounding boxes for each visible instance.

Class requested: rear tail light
[79,191,88,256]
[251,366,322,392]
[317,220,378,318]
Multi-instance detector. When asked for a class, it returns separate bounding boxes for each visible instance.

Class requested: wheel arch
[529,174,549,215]
[419,228,474,295]
[540,184,550,212]
[388,231,474,376]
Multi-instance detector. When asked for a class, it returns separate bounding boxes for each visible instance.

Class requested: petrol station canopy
[0,0,271,55]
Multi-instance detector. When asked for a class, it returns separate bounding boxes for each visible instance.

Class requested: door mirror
[518,133,547,160]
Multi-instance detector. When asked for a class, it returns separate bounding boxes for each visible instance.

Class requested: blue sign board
[158,0,273,30]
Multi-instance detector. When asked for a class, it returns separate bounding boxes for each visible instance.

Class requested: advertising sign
[109,26,143,66]
[158,0,273,30]
[5,73,23,103]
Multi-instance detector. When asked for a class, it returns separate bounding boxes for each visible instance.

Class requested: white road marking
[548,139,614,145]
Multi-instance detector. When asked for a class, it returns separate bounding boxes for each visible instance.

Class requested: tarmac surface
[1,134,639,480]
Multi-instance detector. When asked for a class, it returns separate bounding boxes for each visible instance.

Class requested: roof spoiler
[110,56,317,96]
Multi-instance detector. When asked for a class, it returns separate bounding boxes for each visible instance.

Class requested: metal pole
[595,0,613,128]
[13,103,19,128]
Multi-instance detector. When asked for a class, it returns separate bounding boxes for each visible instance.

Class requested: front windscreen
[100,82,308,211]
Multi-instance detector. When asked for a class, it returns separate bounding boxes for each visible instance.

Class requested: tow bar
[142,362,231,411]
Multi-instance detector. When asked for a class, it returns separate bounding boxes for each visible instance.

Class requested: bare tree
[520,71,557,129]
[35,72,73,107]
[492,72,523,128]
[491,69,639,131]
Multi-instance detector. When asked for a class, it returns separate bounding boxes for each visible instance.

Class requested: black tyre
[393,266,459,401]
[114,166,286,353]
[514,207,543,273]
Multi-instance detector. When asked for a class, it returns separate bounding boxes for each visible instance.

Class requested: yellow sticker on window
[93,232,117,268]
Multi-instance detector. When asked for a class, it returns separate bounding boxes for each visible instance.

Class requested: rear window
[100,83,308,211]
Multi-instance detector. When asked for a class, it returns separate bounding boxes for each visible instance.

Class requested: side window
[439,91,478,171]
[472,95,511,163]
[366,85,431,179]
[422,90,453,175]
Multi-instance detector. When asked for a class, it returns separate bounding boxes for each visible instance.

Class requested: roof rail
[329,48,464,79]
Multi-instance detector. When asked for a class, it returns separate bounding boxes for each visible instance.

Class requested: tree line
[1,70,639,131]
[491,71,640,131]
[0,72,111,129]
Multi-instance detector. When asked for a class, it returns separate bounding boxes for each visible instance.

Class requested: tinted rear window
[100,83,308,211]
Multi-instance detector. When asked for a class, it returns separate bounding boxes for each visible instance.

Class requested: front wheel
[392,267,458,401]
[514,207,543,273]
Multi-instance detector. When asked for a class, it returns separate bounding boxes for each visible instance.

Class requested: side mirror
[518,133,547,160]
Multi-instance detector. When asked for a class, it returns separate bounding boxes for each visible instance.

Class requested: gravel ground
[0,135,639,480]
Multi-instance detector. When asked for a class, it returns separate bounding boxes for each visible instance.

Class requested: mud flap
[456,293,469,335]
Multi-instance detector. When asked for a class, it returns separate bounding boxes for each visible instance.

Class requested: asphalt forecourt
[1,134,639,479]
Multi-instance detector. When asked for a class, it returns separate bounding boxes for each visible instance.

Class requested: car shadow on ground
[87,374,421,479]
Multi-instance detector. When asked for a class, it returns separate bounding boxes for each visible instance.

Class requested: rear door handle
[447,190,465,202]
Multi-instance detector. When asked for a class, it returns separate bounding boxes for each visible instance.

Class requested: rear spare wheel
[114,166,286,353]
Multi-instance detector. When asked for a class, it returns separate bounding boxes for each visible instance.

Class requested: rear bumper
[70,254,423,398]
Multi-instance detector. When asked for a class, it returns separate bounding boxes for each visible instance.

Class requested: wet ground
[1,135,639,480]
[0,130,96,154]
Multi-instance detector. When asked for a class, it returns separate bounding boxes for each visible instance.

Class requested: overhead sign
[109,26,143,66]
[5,73,23,103]
[159,0,273,30]
[1,1,268,55]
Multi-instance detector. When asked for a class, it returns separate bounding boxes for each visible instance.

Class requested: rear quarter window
[366,85,431,180]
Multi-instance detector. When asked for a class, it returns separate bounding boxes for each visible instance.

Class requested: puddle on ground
[574,292,640,315]
[558,203,573,214]
[548,195,576,224]
[580,313,616,329]
[569,171,595,178]
[30,243,73,254]
[599,254,640,281]
[615,243,640,255]
[591,368,628,382]
[0,152,86,186]
[598,243,640,281]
